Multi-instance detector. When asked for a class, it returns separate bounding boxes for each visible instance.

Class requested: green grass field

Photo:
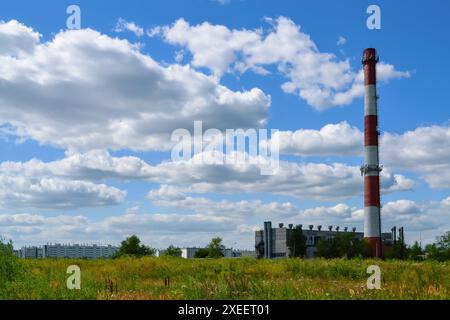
[1,257,449,300]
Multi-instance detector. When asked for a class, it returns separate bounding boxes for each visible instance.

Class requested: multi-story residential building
[17,246,44,259]
[17,244,119,259]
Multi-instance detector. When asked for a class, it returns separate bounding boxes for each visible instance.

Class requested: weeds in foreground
[0,257,448,300]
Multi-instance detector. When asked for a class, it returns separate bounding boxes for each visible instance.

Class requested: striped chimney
[361,48,383,258]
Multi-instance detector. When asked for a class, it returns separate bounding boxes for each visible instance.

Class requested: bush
[194,248,210,258]
[163,245,182,257]
[193,238,226,258]
[408,241,424,261]
[383,241,407,260]
[0,237,23,285]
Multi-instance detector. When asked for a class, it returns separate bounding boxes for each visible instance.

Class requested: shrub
[194,248,210,258]
[0,237,23,285]
[408,241,425,261]
[163,245,182,257]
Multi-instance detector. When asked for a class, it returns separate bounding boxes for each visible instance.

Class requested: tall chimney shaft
[362,48,383,258]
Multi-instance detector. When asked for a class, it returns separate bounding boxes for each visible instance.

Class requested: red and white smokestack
[362,48,383,258]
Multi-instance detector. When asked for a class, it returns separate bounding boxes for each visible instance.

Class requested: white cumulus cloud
[266,121,363,157]
[0,175,125,209]
[0,150,414,203]
[0,20,270,153]
[154,17,410,109]
[0,20,41,57]
[382,124,450,188]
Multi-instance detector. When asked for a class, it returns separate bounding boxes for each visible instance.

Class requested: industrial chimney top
[362,48,379,64]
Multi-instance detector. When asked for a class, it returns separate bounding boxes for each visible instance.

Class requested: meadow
[1,257,449,300]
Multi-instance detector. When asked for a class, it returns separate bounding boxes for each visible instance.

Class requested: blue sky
[0,0,448,249]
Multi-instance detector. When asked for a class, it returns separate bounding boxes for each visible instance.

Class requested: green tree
[286,227,306,258]
[194,248,210,258]
[316,234,371,259]
[0,237,23,285]
[163,245,182,257]
[335,233,353,257]
[391,242,408,260]
[207,237,225,258]
[425,231,450,261]
[316,237,339,258]
[408,241,424,261]
[116,235,155,258]
[436,231,450,248]
[351,238,372,258]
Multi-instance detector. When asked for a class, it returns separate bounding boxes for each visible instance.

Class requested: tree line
[114,235,226,259]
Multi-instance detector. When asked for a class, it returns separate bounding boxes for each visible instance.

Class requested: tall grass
[0,256,448,300]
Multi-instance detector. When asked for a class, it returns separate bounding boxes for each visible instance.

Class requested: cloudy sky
[0,0,449,249]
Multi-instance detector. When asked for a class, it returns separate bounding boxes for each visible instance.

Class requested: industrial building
[16,244,119,259]
[255,222,394,259]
